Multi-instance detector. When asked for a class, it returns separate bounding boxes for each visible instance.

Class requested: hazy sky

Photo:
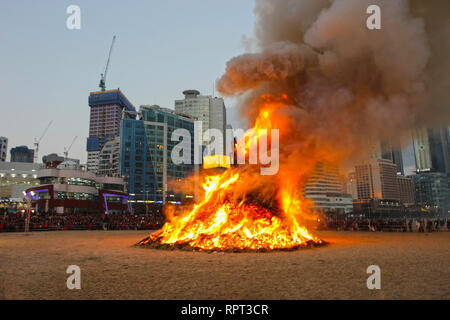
[0,0,255,163]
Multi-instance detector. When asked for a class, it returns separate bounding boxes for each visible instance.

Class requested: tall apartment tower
[175,90,227,153]
[412,126,450,174]
[355,158,400,201]
[401,138,417,176]
[87,89,136,173]
[0,137,7,162]
[303,162,353,214]
[370,138,404,175]
[397,175,415,205]
[344,171,358,200]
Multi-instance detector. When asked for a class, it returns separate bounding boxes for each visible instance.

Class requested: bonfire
[138,94,324,252]
[138,169,324,251]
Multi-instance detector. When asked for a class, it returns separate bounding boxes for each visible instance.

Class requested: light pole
[23,191,35,233]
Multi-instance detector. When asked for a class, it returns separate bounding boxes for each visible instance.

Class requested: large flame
[139,170,322,250]
[139,94,323,251]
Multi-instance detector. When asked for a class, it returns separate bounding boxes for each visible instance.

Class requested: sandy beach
[0,230,449,300]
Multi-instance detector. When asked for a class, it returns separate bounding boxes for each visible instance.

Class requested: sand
[0,230,449,300]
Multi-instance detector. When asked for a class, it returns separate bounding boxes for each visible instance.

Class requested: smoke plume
[218,0,450,176]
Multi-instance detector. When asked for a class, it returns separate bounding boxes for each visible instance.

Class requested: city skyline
[0,1,254,163]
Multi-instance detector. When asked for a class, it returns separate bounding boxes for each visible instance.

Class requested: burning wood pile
[138,170,324,252]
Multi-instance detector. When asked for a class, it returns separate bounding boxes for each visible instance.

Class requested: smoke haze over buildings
[218,0,450,172]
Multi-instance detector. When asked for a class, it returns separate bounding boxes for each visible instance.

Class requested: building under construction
[86,88,136,173]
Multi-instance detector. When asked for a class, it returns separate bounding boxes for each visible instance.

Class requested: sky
[0,0,255,163]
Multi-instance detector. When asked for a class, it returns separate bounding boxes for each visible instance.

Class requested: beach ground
[1,230,449,299]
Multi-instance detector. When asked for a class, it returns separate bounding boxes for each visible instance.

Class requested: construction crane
[34,120,53,163]
[99,35,116,91]
[64,136,78,160]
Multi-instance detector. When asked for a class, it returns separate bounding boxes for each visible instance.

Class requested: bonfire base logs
[136,236,327,253]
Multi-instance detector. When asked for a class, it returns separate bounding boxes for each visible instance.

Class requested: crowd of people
[1,211,450,234]
[0,212,165,233]
[318,216,450,232]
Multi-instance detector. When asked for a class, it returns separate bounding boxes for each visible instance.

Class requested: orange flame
[139,93,323,251]
[140,170,321,250]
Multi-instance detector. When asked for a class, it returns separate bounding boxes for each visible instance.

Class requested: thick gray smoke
[217,0,450,174]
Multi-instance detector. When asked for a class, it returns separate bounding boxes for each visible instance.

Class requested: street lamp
[23,191,35,233]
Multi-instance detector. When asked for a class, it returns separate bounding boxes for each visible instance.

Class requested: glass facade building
[120,105,196,203]
[410,172,449,214]
[412,127,450,174]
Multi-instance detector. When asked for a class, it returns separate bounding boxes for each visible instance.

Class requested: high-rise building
[353,158,405,215]
[355,158,400,201]
[87,89,136,173]
[401,138,417,176]
[428,127,450,173]
[412,127,432,171]
[10,146,34,163]
[391,147,404,175]
[371,139,404,174]
[397,175,415,205]
[410,172,449,214]
[344,171,358,200]
[120,105,196,204]
[0,137,7,162]
[98,137,121,177]
[303,162,353,214]
[175,90,227,153]
[412,127,450,173]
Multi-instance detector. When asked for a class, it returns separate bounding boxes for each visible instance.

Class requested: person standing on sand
[426,220,433,233]
[418,220,424,232]
[103,214,109,231]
